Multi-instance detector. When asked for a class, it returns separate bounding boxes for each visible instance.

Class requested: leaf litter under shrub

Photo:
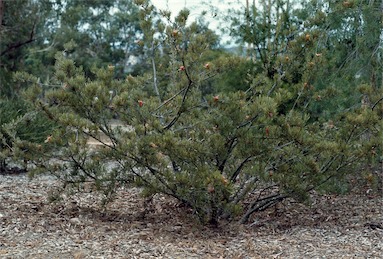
[0,173,382,258]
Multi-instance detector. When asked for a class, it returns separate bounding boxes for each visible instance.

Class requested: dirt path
[0,174,382,258]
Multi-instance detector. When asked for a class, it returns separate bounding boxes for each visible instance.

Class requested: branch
[29,40,56,54]
[1,38,36,56]
[240,193,288,224]
[1,15,37,56]
[152,86,187,112]
[69,155,97,180]
[217,137,238,172]
[372,96,383,111]
[230,176,259,204]
[230,156,253,182]
[139,159,187,203]
[163,61,193,130]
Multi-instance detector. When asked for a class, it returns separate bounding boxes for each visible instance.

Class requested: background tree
[53,0,143,78]
[0,0,56,96]
[1,0,144,95]
[229,0,382,119]
[0,0,144,172]
[0,0,59,172]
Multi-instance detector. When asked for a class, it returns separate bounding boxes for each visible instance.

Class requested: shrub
[13,1,382,225]
[16,57,381,226]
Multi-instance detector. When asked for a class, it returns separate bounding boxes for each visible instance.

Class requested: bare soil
[0,173,382,258]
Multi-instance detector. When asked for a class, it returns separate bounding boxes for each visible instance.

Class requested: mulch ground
[0,172,382,258]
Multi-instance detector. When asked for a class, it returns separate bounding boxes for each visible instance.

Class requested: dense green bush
[7,0,382,226]
[18,53,380,224]
[14,12,380,228]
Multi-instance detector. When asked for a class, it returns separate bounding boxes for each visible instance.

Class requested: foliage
[0,0,56,97]
[11,0,381,226]
[229,0,382,120]
[0,97,57,172]
[51,0,144,78]
[0,0,144,99]
[0,0,142,172]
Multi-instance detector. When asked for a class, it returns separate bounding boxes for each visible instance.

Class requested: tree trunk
[0,0,4,29]
[151,41,160,100]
